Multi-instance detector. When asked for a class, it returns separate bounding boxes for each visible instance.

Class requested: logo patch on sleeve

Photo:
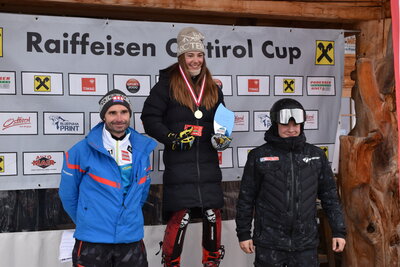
[260,156,279,162]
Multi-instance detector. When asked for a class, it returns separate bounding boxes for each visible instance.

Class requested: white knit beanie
[176,27,205,57]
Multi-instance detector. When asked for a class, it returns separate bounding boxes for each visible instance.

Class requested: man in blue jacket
[59,89,157,267]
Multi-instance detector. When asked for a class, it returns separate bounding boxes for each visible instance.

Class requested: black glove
[167,127,195,151]
[211,133,232,151]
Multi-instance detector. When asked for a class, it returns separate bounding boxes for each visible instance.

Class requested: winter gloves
[168,127,195,151]
[168,127,231,151]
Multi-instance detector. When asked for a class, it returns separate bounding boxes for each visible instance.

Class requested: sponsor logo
[283,79,295,93]
[309,80,332,92]
[260,156,279,162]
[303,156,320,163]
[126,78,140,93]
[235,115,245,125]
[34,75,51,92]
[26,32,157,57]
[257,114,271,128]
[23,152,63,174]
[238,76,269,95]
[112,95,124,102]
[315,41,335,65]
[2,116,31,130]
[99,93,130,106]
[0,76,11,89]
[184,124,203,136]
[304,110,318,130]
[213,78,223,90]
[31,155,56,169]
[248,79,259,92]
[306,113,315,121]
[81,77,96,92]
[0,156,4,172]
[218,151,222,165]
[121,150,130,161]
[49,115,80,132]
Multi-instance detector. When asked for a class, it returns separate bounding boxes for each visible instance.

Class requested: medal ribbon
[179,65,206,108]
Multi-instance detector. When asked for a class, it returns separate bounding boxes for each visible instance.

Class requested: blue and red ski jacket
[59,122,156,243]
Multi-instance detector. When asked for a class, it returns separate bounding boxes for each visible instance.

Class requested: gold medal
[194,109,203,119]
[179,65,206,120]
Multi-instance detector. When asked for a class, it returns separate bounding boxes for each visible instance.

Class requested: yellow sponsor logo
[319,146,329,159]
[283,79,295,93]
[315,41,335,65]
[0,156,4,173]
[0,28,3,57]
[34,75,51,92]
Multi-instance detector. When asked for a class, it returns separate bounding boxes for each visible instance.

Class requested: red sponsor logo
[112,96,124,102]
[306,114,315,121]
[248,79,260,92]
[121,150,130,161]
[235,115,245,125]
[260,156,279,162]
[2,117,31,130]
[310,80,332,91]
[82,78,96,92]
[184,124,203,137]
[218,151,222,165]
[126,78,140,93]
[32,155,56,169]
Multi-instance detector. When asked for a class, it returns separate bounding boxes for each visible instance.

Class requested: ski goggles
[276,108,305,124]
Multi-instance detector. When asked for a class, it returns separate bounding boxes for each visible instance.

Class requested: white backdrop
[0,13,344,190]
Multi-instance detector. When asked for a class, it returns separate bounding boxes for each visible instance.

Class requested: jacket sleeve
[58,146,85,224]
[235,150,260,242]
[317,151,347,239]
[141,80,174,145]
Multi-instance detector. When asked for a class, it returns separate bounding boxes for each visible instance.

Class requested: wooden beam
[0,0,386,24]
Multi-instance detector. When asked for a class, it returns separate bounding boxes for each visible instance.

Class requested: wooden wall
[0,0,387,27]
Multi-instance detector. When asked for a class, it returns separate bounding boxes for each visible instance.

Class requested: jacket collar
[87,122,157,155]
[264,127,306,152]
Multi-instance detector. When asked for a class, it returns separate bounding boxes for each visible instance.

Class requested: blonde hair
[169,55,219,112]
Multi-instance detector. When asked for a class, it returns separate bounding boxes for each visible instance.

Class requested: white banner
[0,13,344,190]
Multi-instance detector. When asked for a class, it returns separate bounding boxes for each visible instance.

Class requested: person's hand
[332,237,346,252]
[239,239,255,254]
[167,127,195,151]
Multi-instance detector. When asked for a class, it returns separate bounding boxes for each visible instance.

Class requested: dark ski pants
[72,239,148,267]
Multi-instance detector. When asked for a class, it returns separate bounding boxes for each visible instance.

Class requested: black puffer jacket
[141,67,224,215]
[236,127,346,251]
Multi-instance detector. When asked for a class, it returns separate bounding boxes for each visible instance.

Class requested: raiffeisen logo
[26,32,156,57]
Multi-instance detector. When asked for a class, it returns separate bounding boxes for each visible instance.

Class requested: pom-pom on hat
[99,89,132,120]
[176,27,205,57]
